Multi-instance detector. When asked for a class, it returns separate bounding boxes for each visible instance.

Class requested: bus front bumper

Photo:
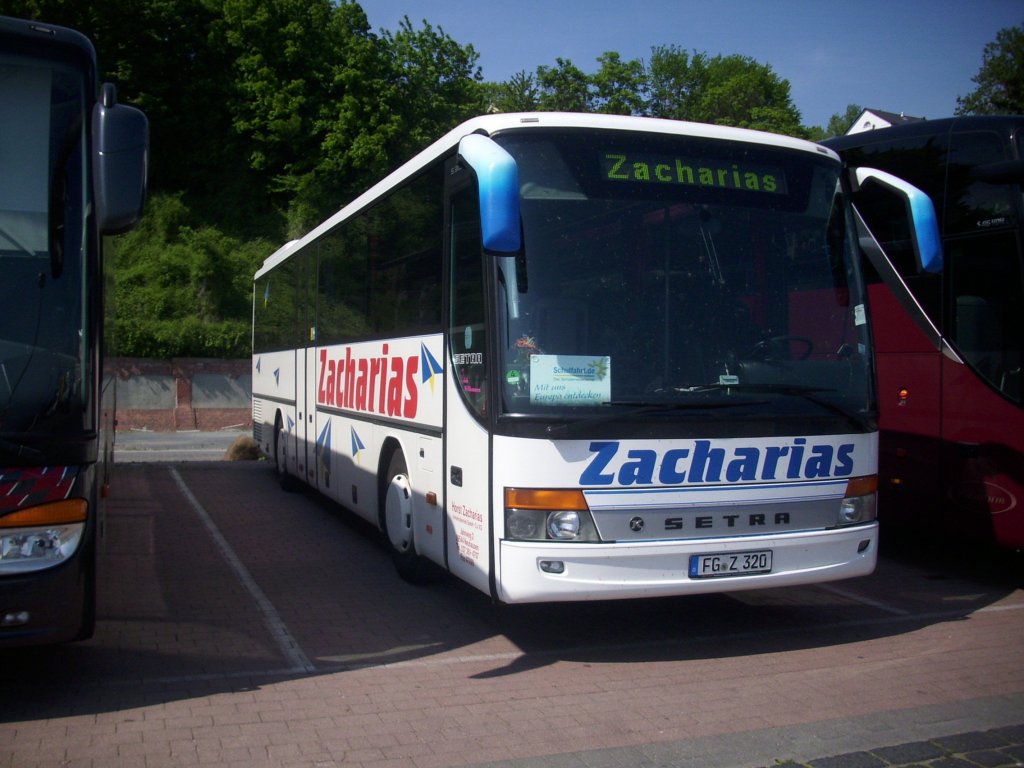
[496,523,877,603]
[0,556,90,648]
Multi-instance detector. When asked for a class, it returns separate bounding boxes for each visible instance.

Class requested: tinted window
[948,231,1023,403]
[253,256,302,353]
[317,165,444,344]
[945,130,1016,235]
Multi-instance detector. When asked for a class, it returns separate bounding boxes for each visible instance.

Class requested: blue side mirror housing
[457,134,521,253]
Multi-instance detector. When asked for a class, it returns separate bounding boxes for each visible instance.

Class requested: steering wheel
[746,335,814,361]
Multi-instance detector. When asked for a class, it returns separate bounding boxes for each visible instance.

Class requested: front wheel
[382,451,432,583]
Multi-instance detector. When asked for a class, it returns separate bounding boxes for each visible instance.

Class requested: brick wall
[109,358,252,432]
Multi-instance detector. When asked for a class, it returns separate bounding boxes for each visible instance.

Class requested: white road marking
[169,467,315,674]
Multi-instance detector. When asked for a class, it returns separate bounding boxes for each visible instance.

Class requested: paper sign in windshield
[529,355,611,406]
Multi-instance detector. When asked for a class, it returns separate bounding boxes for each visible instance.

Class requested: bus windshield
[488,130,871,431]
[0,52,91,437]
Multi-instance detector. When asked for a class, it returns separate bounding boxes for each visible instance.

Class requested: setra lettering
[665,511,792,530]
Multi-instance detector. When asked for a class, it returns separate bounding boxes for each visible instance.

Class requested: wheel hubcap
[385,474,414,553]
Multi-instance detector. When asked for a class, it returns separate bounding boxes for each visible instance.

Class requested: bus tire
[382,451,431,583]
[274,413,297,492]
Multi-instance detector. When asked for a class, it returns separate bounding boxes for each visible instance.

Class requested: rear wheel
[274,413,297,491]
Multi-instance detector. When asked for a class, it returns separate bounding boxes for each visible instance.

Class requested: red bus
[826,116,1024,549]
[0,16,147,645]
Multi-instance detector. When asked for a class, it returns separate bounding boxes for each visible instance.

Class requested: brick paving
[0,461,1021,768]
[777,725,1024,768]
[462,712,1024,768]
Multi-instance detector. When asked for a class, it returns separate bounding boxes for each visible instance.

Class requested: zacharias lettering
[579,438,855,486]
[318,345,419,419]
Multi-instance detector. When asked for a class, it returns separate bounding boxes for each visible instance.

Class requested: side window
[254,256,301,353]
[318,219,371,345]
[316,166,444,344]
[947,231,1023,403]
[449,185,488,417]
[368,167,444,336]
[945,131,1016,235]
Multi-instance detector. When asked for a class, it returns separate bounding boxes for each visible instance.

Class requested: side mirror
[92,83,148,234]
[851,166,942,274]
[457,134,521,253]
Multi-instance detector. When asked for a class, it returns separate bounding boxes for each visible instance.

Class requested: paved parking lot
[1,459,1022,767]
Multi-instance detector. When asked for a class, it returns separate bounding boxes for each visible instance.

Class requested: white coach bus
[252,112,940,603]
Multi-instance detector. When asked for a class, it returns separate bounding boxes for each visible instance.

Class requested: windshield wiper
[544,383,872,438]
[545,398,764,437]
[0,437,44,461]
[694,383,872,430]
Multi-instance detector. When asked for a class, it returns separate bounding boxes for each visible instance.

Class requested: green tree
[807,104,864,141]
[217,0,359,205]
[379,17,483,156]
[484,70,539,113]
[275,1,395,233]
[957,23,1024,115]
[518,45,804,135]
[109,194,273,358]
[687,52,804,134]
[537,58,593,112]
[647,45,700,119]
[3,0,243,215]
[295,13,483,232]
[592,51,646,115]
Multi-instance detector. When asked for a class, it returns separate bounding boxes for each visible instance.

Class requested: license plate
[689,550,772,578]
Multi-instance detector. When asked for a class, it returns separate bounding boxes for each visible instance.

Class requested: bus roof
[824,114,1024,152]
[0,15,97,82]
[256,112,838,279]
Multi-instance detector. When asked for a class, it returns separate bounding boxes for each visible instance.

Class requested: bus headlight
[507,509,542,539]
[0,500,88,574]
[505,489,600,542]
[547,510,580,539]
[836,476,878,527]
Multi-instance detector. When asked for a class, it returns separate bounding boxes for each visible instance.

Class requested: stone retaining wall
[109,358,251,432]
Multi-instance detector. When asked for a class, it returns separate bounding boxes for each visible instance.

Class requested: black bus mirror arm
[92,82,149,235]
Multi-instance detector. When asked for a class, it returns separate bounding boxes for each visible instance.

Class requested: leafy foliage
[107,195,273,358]
[957,23,1024,115]
[536,58,594,112]
[490,45,805,135]
[806,104,864,142]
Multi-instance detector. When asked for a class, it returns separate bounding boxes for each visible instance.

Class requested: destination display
[601,151,788,194]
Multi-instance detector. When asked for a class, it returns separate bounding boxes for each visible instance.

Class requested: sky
[361,0,1022,129]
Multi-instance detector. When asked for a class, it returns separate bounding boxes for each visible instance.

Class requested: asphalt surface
[1,433,1020,767]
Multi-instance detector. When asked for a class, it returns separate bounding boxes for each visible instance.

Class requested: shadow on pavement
[0,461,1019,720]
